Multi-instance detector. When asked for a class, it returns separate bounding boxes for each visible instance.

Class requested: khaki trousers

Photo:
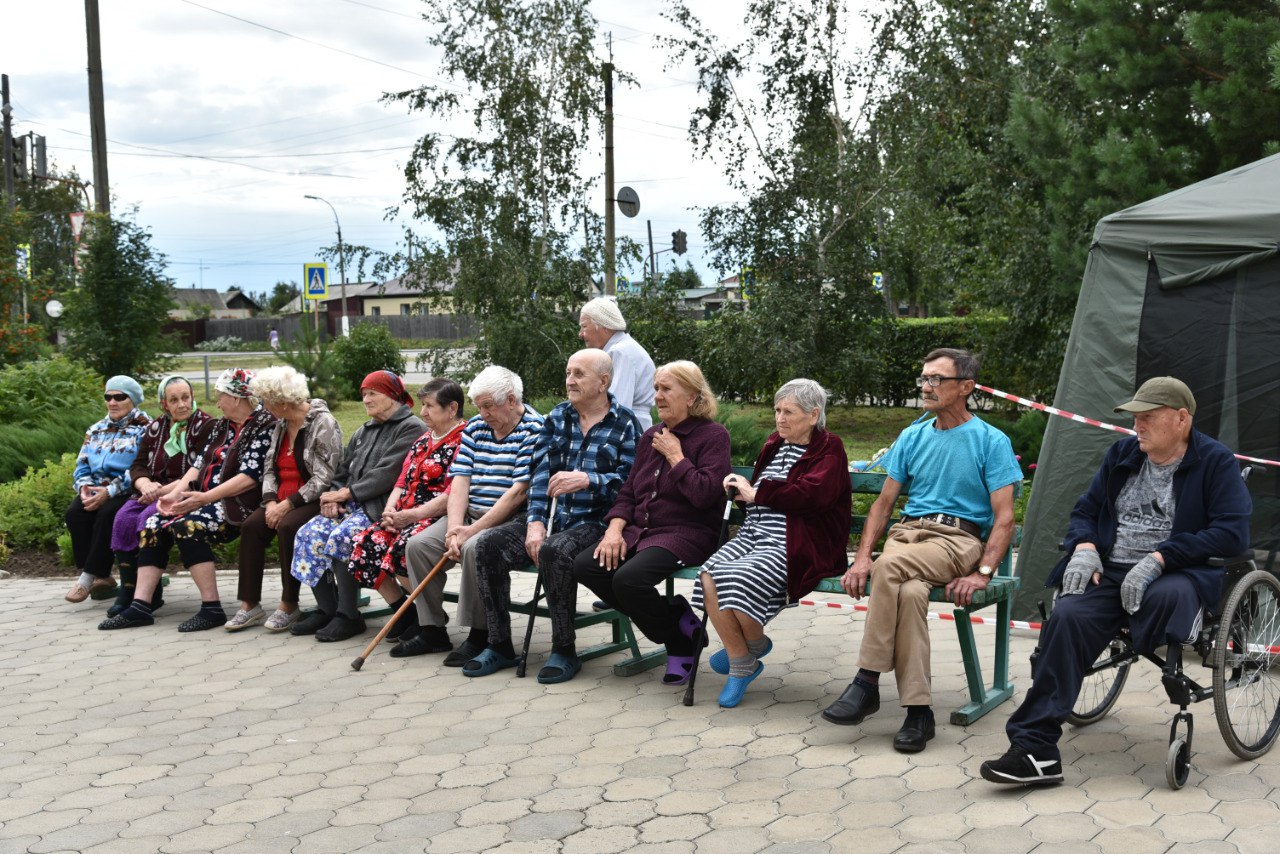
[403,510,487,629]
[857,520,983,706]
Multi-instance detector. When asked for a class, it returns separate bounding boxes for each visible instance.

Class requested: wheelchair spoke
[1214,571,1280,759]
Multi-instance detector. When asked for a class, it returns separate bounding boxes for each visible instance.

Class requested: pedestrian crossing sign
[304,263,329,300]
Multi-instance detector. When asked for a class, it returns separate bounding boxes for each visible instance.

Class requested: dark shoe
[821,679,880,725]
[391,627,453,658]
[461,647,520,677]
[443,638,487,667]
[98,605,154,630]
[980,746,1064,786]
[89,577,118,600]
[384,603,419,642]
[290,610,333,636]
[315,614,367,643]
[178,609,227,633]
[537,652,582,684]
[107,588,135,618]
[893,708,936,753]
[591,599,609,612]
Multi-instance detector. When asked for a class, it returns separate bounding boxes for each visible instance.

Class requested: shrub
[195,335,246,352]
[276,322,343,403]
[0,453,77,550]
[0,357,105,482]
[332,323,407,398]
[716,403,772,467]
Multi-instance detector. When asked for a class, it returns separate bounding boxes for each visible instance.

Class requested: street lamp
[304,194,349,337]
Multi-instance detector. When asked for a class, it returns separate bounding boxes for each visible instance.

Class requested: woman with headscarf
[346,378,467,655]
[99,368,276,632]
[290,371,425,642]
[104,375,216,617]
[63,376,152,605]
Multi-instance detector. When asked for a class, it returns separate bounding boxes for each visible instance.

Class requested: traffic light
[672,229,687,255]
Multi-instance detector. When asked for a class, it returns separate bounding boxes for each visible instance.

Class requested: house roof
[171,288,227,309]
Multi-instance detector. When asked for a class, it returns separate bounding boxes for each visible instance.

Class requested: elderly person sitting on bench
[467,349,640,682]
[696,379,851,708]
[822,348,1022,753]
[982,377,1252,787]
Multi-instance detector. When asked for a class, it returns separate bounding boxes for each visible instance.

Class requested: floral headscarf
[214,367,256,400]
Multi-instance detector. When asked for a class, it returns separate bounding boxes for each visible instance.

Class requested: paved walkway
[3,573,1279,853]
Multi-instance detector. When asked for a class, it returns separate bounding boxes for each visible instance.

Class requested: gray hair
[250,365,310,406]
[775,378,828,429]
[580,297,627,332]
[468,365,523,405]
[924,347,979,381]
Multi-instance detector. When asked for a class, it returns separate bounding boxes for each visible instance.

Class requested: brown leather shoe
[64,582,90,603]
[89,578,118,600]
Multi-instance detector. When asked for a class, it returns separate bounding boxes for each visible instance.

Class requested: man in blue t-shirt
[822,348,1023,754]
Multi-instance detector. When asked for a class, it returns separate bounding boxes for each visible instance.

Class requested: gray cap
[1114,376,1196,415]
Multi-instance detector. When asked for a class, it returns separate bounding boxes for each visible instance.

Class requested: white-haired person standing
[403,366,543,666]
[579,297,656,430]
[225,366,344,632]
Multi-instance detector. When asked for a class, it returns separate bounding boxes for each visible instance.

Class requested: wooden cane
[517,496,557,678]
[350,555,449,671]
[683,485,737,706]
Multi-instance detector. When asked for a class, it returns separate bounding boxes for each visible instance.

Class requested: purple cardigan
[605,416,732,565]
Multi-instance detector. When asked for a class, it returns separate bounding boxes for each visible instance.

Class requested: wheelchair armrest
[1208,553,1255,568]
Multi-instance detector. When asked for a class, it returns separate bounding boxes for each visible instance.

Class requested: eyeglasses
[915,376,965,388]
[104,393,131,402]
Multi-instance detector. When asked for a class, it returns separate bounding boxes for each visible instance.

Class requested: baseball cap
[1114,377,1196,415]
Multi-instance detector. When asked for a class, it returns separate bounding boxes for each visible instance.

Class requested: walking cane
[350,555,449,671]
[517,496,557,678]
[683,485,737,707]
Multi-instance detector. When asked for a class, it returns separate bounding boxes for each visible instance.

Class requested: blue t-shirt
[449,405,544,516]
[881,415,1022,537]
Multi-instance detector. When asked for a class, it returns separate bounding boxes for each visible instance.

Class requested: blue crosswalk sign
[304,263,329,299]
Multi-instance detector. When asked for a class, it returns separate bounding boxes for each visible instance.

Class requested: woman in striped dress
[695,379,852,708]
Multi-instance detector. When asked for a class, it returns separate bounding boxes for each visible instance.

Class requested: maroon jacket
[605,417,732,565]
[751,428,852,601]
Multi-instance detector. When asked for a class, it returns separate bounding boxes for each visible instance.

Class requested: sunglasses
[104,393,131,403]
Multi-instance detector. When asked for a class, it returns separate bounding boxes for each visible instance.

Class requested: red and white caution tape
[975,384,1280,469]
[796,597,1043,631]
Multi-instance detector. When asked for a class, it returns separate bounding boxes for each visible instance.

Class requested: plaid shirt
[527,394,641,530]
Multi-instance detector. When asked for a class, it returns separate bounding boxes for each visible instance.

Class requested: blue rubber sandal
[462,647,520,677]
[537,652,582,684]
[718,661,764,708]
[709,636,773,675]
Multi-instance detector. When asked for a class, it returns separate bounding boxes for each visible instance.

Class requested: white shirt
[605,330,656,430]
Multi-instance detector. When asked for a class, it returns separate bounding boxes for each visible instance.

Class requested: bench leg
[949,603,1015,726]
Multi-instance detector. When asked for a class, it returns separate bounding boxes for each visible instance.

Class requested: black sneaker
[315,614,367,643]
[980,746,1064,786]
[290,610,333,636]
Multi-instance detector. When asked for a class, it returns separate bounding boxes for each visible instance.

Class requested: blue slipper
[537,652,582,684]
[461,647,519,677]
[709,637,773,675]
[718,662,764,708]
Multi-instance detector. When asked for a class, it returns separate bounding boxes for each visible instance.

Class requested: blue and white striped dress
[692,442,805,625]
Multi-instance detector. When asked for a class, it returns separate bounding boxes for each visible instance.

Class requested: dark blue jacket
[1046,429,1252,609]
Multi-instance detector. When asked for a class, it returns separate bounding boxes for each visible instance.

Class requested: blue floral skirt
[290,503,372,587]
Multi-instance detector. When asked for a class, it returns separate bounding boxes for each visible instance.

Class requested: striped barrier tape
[974,384,1280,468]
[796,597,1043,631]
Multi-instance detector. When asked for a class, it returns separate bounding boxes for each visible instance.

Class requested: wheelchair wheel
[1212,569,1280,760]
[1067,637,1132,726]
[1165,737,1190,790]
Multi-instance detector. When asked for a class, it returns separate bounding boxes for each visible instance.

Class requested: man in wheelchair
[981,377,1252,786]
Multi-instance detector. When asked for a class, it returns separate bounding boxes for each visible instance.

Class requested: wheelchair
[1036,557,1280,789]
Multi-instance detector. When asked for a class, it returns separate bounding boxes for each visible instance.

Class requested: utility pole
[2,74,14,210]
[85,0,111,214]
[646,220,656,285]
[603,34,616,297]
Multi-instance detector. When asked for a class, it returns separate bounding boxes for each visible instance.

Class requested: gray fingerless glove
[1061,547,1102,596]
[1120,554,1164,614]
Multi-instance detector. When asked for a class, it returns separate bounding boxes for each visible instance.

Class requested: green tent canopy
[1015,153,1280,618]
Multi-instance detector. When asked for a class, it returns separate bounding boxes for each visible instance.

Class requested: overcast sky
[6,0,749,296]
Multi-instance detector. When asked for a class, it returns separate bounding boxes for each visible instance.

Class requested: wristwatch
[977,564,994,577]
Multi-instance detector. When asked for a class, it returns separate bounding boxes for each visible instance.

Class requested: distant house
[222,290,261,314]
[169,287,261,320]
[360,274,455,316]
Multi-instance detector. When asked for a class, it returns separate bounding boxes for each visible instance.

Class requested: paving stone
[424,823,508,853]
[119,808,215,839]
[205,796,292,825]
[1024,811,1103,844]
[0,806,90,837]
[294,823,383,853]
[823,827,903,853]
[895,811,970,843]
[1090,825,1175,854]
[505,809,585,841]
[639,813,712,844]
[160,821,256,852]
[25,820,130,853]
[561,825,641,854]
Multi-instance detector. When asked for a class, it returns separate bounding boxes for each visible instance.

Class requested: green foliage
[0,453,77,550]
[0,357,106,482]
[981,410,1047,480]
[62,212,179,378]
[57,532,74,566]
[387,0,611,399]
[195,335,246,352]
[872,315,1018,406]
[716,404,773,467]
[276,321,343,402]
[265,281,301,315]
[620,279,701,369]
[331,323,408,398]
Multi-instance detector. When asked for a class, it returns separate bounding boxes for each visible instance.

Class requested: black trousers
[572,545,686,646]
[65,493,130,578]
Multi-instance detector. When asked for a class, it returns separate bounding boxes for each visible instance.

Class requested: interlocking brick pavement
[3,571,1280,852]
